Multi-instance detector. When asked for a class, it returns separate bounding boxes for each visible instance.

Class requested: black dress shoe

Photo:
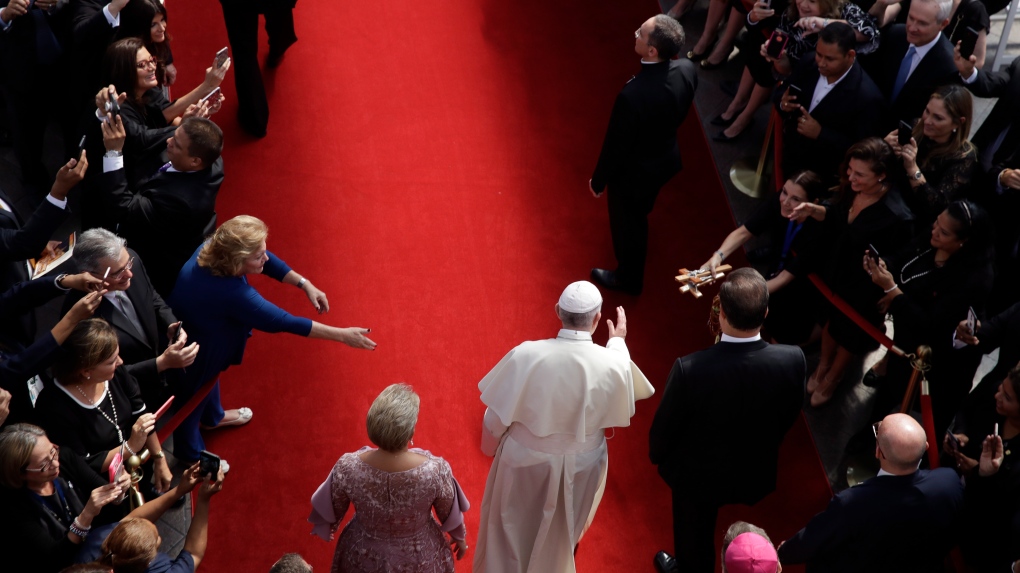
[590,268,642,296]
[267,38,297,69]
[654,551,679,573]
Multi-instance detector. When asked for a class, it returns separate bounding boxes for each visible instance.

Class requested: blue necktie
[891,45,916,102]
[158,162,172,173]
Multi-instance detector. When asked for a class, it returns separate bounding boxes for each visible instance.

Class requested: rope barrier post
[899,346,931,415]
[920,378,939,468]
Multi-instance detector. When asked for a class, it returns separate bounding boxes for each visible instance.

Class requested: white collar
[557,329,594,341]
[910,32,942,60]
[720,332,762,343]
[56,380,110,409]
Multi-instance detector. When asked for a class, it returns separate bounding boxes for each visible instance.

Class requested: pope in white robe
[473,281,654,573]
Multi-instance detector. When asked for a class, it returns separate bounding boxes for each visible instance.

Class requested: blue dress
[166,246,312,461]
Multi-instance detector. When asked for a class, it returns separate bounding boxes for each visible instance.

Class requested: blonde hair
[0,424,46,489]
[52,319,120,383]
[99,518,160,573]
[366,384,420,452]
[197,215,269,277]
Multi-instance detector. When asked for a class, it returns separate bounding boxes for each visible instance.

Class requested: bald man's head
[876,413,928,474]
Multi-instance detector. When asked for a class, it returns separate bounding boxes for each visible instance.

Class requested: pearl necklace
[75,381,124,444]
[898,248,940,286]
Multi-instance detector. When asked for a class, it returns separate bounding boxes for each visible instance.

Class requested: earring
[953,128,957,133]
[85,374,90,380]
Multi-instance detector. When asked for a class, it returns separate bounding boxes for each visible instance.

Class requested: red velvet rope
[158,377,219,438]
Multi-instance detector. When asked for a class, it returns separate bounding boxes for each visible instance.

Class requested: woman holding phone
[882,85,978,227]
[34,319,173,524]
[864,200,994,437]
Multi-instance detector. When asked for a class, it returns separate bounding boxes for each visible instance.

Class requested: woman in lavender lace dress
[309,384,469,573]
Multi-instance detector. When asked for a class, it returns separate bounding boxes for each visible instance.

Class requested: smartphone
[73,135,86,163]
[199,450,220,479]
[199,87,220,105]
[214,47,229,69]
[767,30,788,59]
[994,422,999,436]
[109,452,124,483]
[867,243,881,263]
[959,26,979,60]
[105,91,120,117]
[947,432,962,451]
[898,120,913,146]
[966,306,977,334]
[171,321,184,344]
[154,396,175,421]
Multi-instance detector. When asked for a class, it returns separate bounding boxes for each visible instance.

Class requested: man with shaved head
[778,413,964,572]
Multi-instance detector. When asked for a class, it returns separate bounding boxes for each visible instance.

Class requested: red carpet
[167,1,833,570]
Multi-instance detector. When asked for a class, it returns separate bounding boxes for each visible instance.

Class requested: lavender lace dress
[309,447,467,573]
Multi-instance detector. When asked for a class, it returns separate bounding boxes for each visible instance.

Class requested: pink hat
[724,532,779,573]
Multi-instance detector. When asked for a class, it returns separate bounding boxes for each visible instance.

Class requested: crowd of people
[0,0,1017,571]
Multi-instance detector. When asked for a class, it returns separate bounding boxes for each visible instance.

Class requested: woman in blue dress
[167,215,376,462]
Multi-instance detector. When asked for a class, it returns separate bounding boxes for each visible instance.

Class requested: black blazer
[591,59,698,195]
[63,249,177,407]
[649,340,805,505]
[865,26,957,124]
[966,55,1020,195]
[778,468,965,573]
[100,159,223,297]
[776,56,887,184]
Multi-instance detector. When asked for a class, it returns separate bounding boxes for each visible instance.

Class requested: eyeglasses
[634,28,643,39]
[872,421,882,438]
[24,444,59,473]
[94,257,134,280]
[136,57,157,71]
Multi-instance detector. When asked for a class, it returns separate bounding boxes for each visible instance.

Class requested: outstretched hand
[606,306,627,339]
[978,433,1004,477]
[341,328,377,350]
[302,281,330,314]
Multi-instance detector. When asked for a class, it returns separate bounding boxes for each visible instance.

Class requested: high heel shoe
[710,112,739,127]
[712,124,751,142]
[687,48,709,62]
[700,57,726,70]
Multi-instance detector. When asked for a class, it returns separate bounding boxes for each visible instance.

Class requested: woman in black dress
[34,319,171,524]
[883,85,978,227]
[865,200,994,435]
[702,170,828,344]
[791,137,914,406]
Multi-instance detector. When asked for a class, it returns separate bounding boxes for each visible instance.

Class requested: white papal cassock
[473,329,654,573]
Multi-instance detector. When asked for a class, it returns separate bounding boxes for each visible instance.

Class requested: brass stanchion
[899,346,932,414]
[125,449,150,509]
[728,112,775,199]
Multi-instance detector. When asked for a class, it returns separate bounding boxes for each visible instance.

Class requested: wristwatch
[912,170,923,181]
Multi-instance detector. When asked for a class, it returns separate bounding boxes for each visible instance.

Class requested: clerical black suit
[0,189,69,346]
[864,26,957,124]
[649,339,805,573]
[776,55,886,185]
[63,249,177,409]
[591,58,698,291]
[99,159,223,297]
[778,468,965,573]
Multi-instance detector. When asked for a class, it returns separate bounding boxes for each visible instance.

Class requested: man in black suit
[590,14,697,296]
[775,23,886,185]
[649,268,805,573]
[956,53,1020,312]
[70,0,129,110]
[64,228,198,411]
[778,413,965,572]
[100,116,224,297]
[219,0,298,138]
[864,0,957,124]
[0,155,85,346]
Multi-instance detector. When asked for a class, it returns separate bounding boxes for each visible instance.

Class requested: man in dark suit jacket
[775,23,886,185]
[100,116,224,297]
[863,0,957,124]
[0,156,84,346]
[649,268,805,573]
[219,0,298,137]
[70,0,128,111]
[590,14,697,296]
[64,228,197,410]
[955,53,1020,312]
[778,413,965,572]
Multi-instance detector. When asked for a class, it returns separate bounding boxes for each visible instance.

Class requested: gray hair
[721,521,776,573]
[0,423,46,489]
[75,228,127,272]
[915,0,953,22]
[269,553,312,573]
[556,305,601,330]
[366,384,420,452]
[650,15,685,59]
